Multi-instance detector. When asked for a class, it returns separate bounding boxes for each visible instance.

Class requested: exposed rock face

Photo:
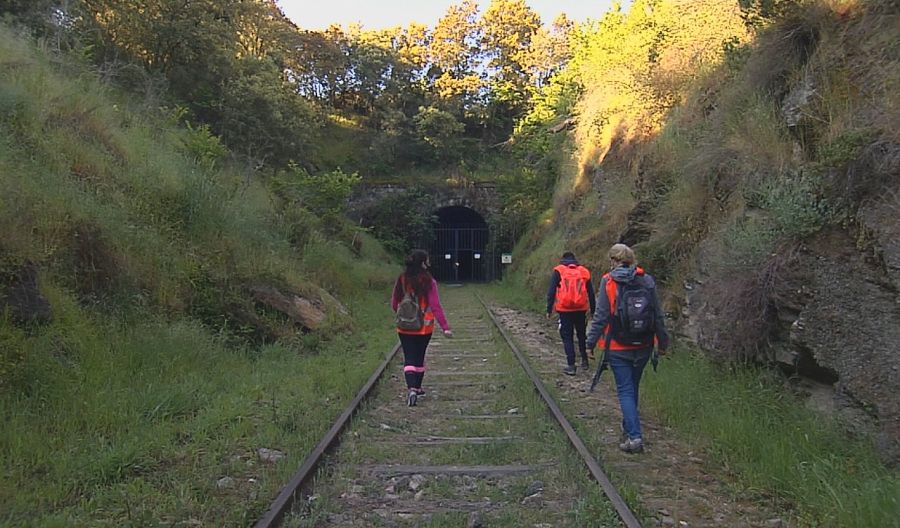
[249,283,349,333]
[781,69,817,129]
[249,284,327,330]
[571,0,899,465]
[788,227,900,463]
[682,219,899,464]
[0,262,51,325]
[860,194,900,286]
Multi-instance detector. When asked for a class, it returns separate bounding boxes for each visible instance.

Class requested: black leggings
[398,333,432,390]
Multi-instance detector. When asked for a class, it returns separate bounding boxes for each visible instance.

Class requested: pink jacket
[391,277,450,332]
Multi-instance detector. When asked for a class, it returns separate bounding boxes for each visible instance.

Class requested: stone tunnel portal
[429,206,497,283]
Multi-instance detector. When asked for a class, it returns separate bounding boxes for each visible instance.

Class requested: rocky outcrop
[249,283,348,332]
[682,217,899,464]
[788,227,900,463]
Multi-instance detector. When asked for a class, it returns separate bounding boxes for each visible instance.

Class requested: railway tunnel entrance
[429,206,498,283]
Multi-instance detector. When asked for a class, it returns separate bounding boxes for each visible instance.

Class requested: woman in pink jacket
[391,249,452,407]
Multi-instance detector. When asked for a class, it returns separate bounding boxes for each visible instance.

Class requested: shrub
[746,169,837,239]
[275,165,361,221]
[178,121,227,172]
[413,106,465,163]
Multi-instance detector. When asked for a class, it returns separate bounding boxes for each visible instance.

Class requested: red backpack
[554,264,590,311]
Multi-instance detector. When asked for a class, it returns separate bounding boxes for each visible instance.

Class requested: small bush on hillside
[704,245,799,363]
[746,169,837,239]
[178,121,227,172]
[273,165,360,223]
[275,205,322,249]
[414,106,465,164]
[818,129,871,167]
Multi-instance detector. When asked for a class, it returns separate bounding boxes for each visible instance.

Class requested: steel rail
[477,294,643,528]
[253,343,402,528]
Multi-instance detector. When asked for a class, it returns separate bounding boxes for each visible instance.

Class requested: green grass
[0,24,399,329]
[0,23,404,526]
[0,288,399,526]
[483,276,546,314]
[641,348,900,527]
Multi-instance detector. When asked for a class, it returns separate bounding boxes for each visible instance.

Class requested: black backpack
[611,279,656,346]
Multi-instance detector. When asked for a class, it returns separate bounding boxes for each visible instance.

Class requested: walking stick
[589,332,612,393]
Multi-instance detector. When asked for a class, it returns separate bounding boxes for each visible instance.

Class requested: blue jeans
[608,350,651,440]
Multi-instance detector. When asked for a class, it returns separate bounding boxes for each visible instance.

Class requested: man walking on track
[547,251,596,376]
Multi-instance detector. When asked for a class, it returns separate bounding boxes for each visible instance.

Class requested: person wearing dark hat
[547,251,596,375]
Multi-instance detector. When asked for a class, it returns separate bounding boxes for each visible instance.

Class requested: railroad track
[256,286,641,527]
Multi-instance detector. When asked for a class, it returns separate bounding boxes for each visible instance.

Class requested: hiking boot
[407,390,418,407]
[619,437,644,454]
[581,358,589,370]
[563,365,577,376]
[414,388,426,399]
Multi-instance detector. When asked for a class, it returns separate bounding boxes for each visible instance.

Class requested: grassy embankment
[487,1,899,524]
[0,26,399,526]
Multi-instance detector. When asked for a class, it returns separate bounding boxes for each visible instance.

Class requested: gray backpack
[395,278,425,330]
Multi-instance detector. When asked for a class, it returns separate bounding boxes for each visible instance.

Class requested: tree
[289,27,352,104]
[480,0,541,88]
[429,0,484,116]
[430,0,481,78]
[523,13,574,88]
[80,0,238,90]
[479,0,542,140]
[414,106,465,163]
[218,57,320,166]
[377,23,430,114]
[0,0,62,35]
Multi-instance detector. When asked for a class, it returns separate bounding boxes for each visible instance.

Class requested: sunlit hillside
[510,0,899,462]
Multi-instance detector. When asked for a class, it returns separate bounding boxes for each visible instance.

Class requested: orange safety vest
[553,264,591,312]
[397,276,436,336]
[602,268,655,351]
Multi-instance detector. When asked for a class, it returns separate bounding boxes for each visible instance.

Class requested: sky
[276,0,628,31]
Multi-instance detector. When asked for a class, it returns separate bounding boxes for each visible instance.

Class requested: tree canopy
[1,0,581,171]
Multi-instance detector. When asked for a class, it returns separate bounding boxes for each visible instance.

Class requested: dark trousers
[558,311,588,366]
[399,333,432,390]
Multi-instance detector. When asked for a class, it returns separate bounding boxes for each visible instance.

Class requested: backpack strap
[400,275,409,294]
[401,274,429,310]
[604,274,618,315]
[601,275,614,351]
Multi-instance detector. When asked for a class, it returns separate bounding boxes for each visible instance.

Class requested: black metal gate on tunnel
[429,227,498,283]
[426,205,500,283]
